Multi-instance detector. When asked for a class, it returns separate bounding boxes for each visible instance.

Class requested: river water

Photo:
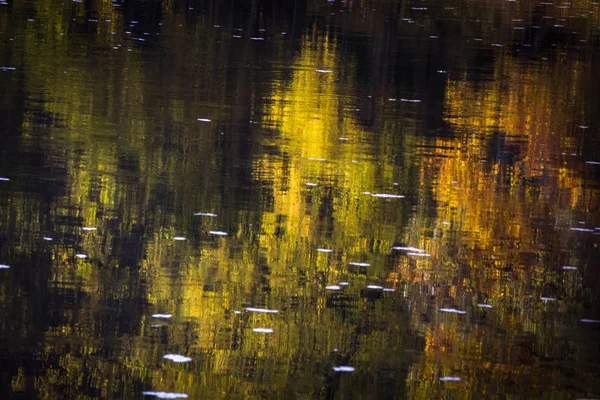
[1,0,599,398]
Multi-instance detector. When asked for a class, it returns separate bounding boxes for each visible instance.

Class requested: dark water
[1,0,600,398]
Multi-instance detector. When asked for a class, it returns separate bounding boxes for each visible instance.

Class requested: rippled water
[1,0,600,398]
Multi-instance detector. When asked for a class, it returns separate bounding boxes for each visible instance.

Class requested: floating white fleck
[0,177,10,181]
[361,191,372,195]
[400,98,421,103]
[194,212,217,217]
[316,69,333,73]
[586,161,600,165]
[429,35,438,39]
[43,237,53,241]
[246,307,279,313]
[82,227,97,231]
[393,247,425,252]
[477,304,493,308]
[339,282,349,286]
[491,43,504,47]
[252,328,274,333]
[439,376,461,381]
[562,266,578,270]
[173,237,186,241]
[367,285,383,290]
[540,297,556,302]
[163,354,192,363]
[371,193,405,198]
[250,37,265,41]
[570,227,594,232]
[442,221,451,225]
[142,392,189,399]
[209,231,228,236]
[306,182,318,186]
[407,253,431,257]
[0,264,10,269]
[150,324,163,328]
[233,310,242,314]
[317,248,333,253]
[75,254,88,259]
[308,157,326,161]
[580,319,600,323]
[388,98,397,101]
[326,285,341,290]
[348,262,370,267]
[232,35,242,38]
[411,7,427,10]
[152,314,173,319]
[339,137,349,141]
[579,125,589,129]
[197,118,211,122]
[383,288,395,292]
[333,366,355,372]
[440,308,466,314]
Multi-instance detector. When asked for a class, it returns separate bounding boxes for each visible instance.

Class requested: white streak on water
[317,248,333,253]
[316,69,333,73]
[306,182,318,186]
[252,328,274,333]
[326,285,341,290]
[367,285,383,290]
[194,212,217,217]
[308,157,326,161]
[349,262,370,267]
[540,297,556,302]
[339,282,349,285]
[246,307,278,313]
[173,237,186,241]
[400,98,421,103]
[570,227,594,232]
[580,319,600,323]
[440,308,466,314]
[439,376,461,381]
[562,266,578,270]
[0,177,10,181]
[197,118,211,122]
[371,193,405,198]
[477,304,493,308]
[209,231,228,236]
[82,227,97,231]
[142,392,188,399]
[163,354,192,363]
[586,161,600,165]
[333,366,355,372]
[383,288,395,292]
[43,237,53,241]
[152,314,173,319]
[75,254,88,259]
[407,253,431,257]
[393,247,425,252]
[0,264,10,269]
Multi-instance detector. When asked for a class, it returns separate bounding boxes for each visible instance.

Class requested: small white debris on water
[150,324,163,328]
[197,118,211,122]
[194,212,217,217]
[209,231,228,236]
[440,308,466,314]
[442,221,451,225]
[333,366,355,372]
[580,319,600,323]
[586,161,600,165]
[540,297,556,302]
[75,254,88,259]
[233,310,242,314]
[82,227,97,231]
[371,193,405,198]
[317,248,333,253]
[339,137,349,141]
[439,376,461,381]
[250,37,265,41]
[306,182,318,186]
[142,392,189,399]
[562,266,578,270]
[252,328,274,333]
[400,98,421,103]
[163,354,192,363]
[326,285,341,290]
[0,177,10,181]
[570,227,595,232]
[152,314,173,319]
[173,237,186,241]
[477,304,493,308]
[407,253,431,257]
[393,247,425,252]
[43,237,53,241]
[246,307,279,313]
[308,157,326,161]
[367,285,383,290]
[339,282,349,286]
[0,264,10,269]
[349,262,370,267]
[316,69,333,73]
[383,288,395,292]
